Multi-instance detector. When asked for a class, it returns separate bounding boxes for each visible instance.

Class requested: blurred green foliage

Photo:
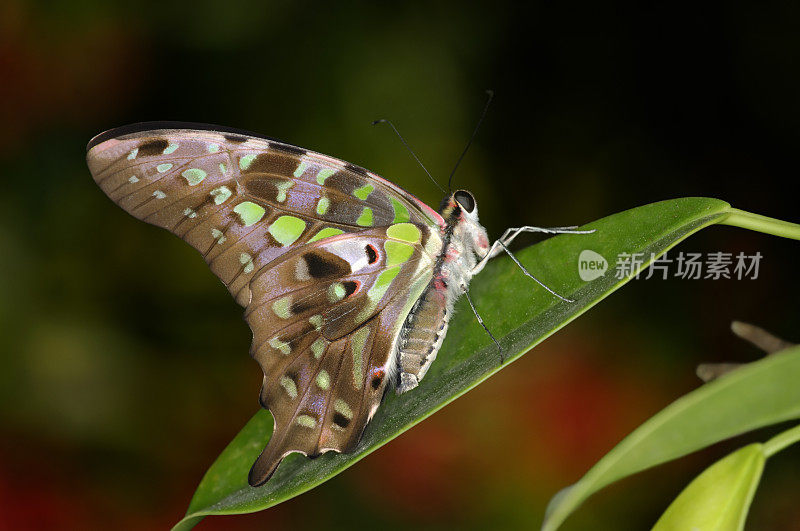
[0,0,798,529]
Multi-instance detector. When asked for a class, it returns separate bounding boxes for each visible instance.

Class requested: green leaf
[174,198,799,530]
[652,423,800,531]
[542,346,800,531]
[652,444,765,531]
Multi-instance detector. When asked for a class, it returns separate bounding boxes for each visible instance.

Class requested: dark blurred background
[1,1,798,529]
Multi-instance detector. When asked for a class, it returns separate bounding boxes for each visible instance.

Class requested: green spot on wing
[308,315,323,330]
[268,337,290,355]
[181,168,207,186]
[279,376,297,399]
[239,154,256,170]
[350,327,370,390]
[233,201,266,227]
[293,161,308,177]
[308,227,344,243]
[274,180,294,202]
[384,240,415,267]
[268,215,306,246]
[353,184,374,200]
[387,223,421,243]
[296,415,316,428]
[327,283,346,302]
[316,197,330,215]
[311,338,327,359]
[316,370,331,390]
[390,197,410,223]
[156,163,173,173]
[334,399,353,419]
[271,296,292,319]
[356,207,373,227]
[211,228,226,244]
[316,168,336,185]
[238,253,254,273]
[368,266,400,301]
[210,186,232,205]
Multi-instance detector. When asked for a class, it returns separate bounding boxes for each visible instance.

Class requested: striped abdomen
[396,283,450,393]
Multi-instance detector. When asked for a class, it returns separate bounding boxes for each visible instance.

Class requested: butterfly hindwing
[244,227,436,485]
[86,124,443,306]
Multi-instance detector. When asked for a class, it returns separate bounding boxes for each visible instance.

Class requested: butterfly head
[440,189,490,258]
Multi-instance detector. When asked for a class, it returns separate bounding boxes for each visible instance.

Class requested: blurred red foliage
[0,1,143,153]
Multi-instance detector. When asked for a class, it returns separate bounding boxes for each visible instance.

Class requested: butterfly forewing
[86,123,446,486]
[87,125,441,306]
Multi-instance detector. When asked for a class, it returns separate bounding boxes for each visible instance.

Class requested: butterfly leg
[492,241,576,302]
[464,289,504,362]
[473,225,595,276]
[473,224,596,301]
[487,225,596,260]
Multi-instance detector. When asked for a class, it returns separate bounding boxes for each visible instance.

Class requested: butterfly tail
[248,444,285,487]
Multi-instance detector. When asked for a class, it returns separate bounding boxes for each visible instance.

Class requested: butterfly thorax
[395,190,489,393]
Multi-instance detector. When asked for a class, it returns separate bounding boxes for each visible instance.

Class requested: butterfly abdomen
[396,282,451,393]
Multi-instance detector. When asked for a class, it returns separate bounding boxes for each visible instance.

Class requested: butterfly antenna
[465,290,505,363]
[372,118,447,194]
[447,89,494,192]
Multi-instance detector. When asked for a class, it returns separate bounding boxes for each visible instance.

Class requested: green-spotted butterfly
[87,122,589,486]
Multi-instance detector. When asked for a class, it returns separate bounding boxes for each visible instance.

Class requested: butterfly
[87,121,587,487]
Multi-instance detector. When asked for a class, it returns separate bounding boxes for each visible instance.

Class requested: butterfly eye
[454,190,476,213]
[365,244,379,265]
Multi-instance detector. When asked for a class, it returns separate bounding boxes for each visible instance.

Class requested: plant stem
[720,209,800,240]
[763,424,800,458]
